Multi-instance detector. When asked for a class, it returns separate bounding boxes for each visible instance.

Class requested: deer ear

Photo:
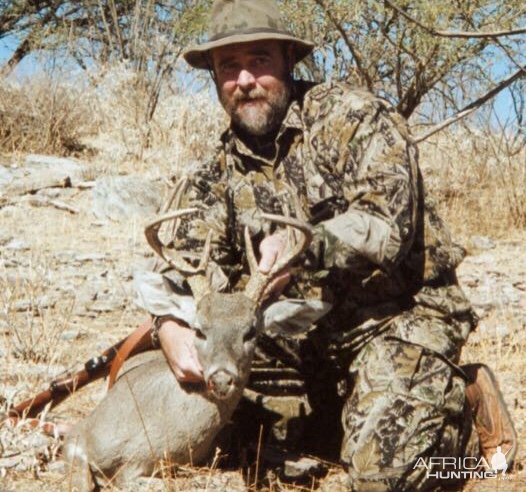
[133,270,196,325]
[262,299,332,336]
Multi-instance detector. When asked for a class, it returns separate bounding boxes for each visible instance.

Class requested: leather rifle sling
[107,320,153,390]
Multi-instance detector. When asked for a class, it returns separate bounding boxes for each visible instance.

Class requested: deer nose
[207,370,237,399]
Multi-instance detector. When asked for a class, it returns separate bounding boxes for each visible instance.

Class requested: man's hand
[258,231,291,298]
[158,319,204,382]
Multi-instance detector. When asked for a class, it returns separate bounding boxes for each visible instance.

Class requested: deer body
[64,351,243,489]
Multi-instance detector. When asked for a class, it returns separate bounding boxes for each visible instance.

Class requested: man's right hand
[158,319,204,382]
[258,230,291,299]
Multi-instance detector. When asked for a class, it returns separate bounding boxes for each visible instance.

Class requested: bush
[0,76,97,156]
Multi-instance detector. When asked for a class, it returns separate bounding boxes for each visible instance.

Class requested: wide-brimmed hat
[183,0,315,69]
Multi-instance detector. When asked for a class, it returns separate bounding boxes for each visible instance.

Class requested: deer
[63,179,327,491]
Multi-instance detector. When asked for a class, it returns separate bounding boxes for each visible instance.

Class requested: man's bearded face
[212,40,292,137]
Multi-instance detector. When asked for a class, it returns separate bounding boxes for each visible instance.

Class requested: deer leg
[64,435,96,492]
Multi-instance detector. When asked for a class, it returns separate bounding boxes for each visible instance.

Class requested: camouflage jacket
[137,80,475,356]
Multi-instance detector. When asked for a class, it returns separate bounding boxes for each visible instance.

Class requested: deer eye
[194,328,206,340]
[243,325,257,343]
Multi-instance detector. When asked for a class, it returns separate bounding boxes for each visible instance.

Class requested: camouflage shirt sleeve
[308,84,418,274]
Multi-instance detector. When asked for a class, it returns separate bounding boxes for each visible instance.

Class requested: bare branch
[414,67,526,143]
[384,0,526,38]
[312,0,374,90]
[0,35,32,76]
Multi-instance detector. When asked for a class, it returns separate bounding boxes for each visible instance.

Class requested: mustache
[232,88,268,104]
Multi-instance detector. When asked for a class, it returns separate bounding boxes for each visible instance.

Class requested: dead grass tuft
[419,129,526,240]
[0,76,98,156]
[0,259,71,365]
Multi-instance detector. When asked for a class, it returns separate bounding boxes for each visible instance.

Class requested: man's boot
[463,363,518,467]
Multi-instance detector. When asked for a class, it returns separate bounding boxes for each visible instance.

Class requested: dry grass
[419,128,526,239]
[66,63,224,176]
[0,75,98,156]
[0,66,224,177]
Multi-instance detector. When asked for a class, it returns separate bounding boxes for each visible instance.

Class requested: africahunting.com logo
[414,447,512,480]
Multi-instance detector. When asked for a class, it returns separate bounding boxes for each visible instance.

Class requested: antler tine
[244,213,313,303]
[165,177,191,241]
[260,213,313,275]
[161,177,189,214]
[244,226,259,275]
[145,208,198,268]
[145,208,212,275]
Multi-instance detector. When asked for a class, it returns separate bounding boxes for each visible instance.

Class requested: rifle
[3,321,153,429]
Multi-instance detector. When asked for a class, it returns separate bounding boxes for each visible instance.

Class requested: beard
[219,81,291,137]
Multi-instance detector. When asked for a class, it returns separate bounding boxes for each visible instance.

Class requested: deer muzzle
[206,369,239,400]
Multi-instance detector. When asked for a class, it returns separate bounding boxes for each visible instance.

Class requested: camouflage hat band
[183,0,314,69]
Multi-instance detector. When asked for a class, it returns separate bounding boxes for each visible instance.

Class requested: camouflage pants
[239,286,480,491]
[340,310,479,491]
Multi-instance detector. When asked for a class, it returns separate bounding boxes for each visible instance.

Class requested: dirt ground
[0,154,525,491]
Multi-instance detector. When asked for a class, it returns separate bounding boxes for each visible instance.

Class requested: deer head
[144,178,314,400]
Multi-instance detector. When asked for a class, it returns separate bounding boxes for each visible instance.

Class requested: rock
[0,165,13,187]
[4,155,88,196]
[470,235,496,250]
[47,460,66,474]
[24,363,66,377]
[0,232,13,245]
[319,470,349,492]
[20,432,50,450]
[89,299,125,312]
[60,329,81,341]
[459,273,478,287]
[74,253,107,263]
[91,175,165,222]
[36,188,62,198]
[95,339,113,352]
[14,455,38,472]
[5,239,30,251]
[3,272,33,286]
[172,471,247,492]
[469,253,496,265]
[24,154,85,178]
[501,284,522,304]
[131,477,166,492]
[283,456,326,480]
[0,259,22,268]
[477,321,511,339]
[495,324,509,337]
[255,394,311,443]
[0,455,22,469]
[13,296,55,312]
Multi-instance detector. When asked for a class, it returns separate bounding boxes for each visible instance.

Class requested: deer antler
[244,213,313,304]
[145,179,312,304]
[144,177,213,301]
